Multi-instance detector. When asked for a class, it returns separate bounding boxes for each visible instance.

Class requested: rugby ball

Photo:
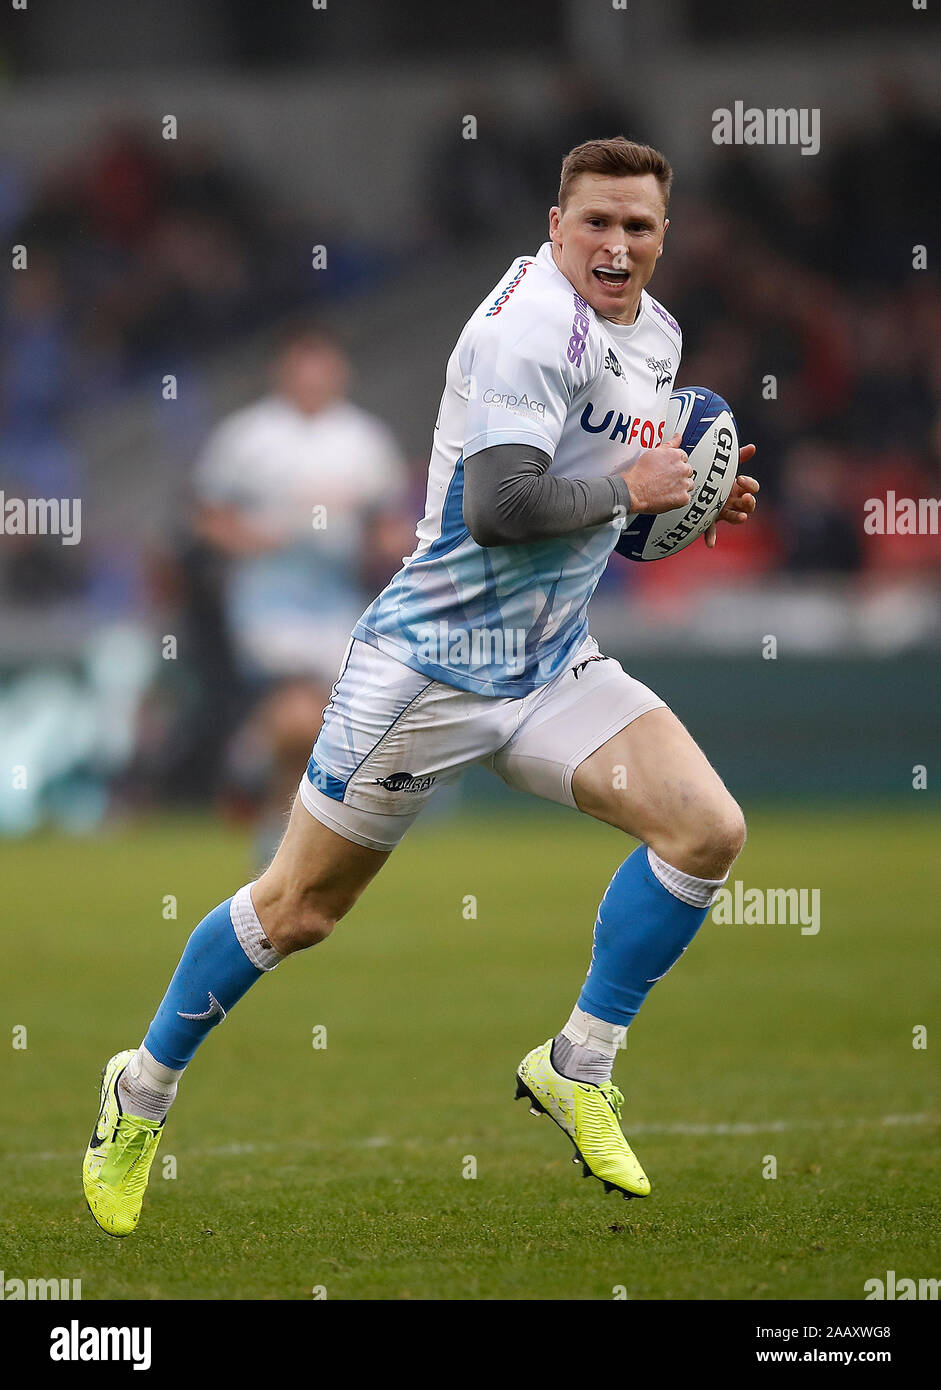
[615,387,739,562]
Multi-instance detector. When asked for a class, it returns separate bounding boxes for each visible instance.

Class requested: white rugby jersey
[354,240,682,696]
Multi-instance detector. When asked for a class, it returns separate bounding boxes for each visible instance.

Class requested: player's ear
[549,206,562,245]
[657,217,670,256]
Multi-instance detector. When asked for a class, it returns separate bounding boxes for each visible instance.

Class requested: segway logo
[649,300,680,336]
[567,293,591,366]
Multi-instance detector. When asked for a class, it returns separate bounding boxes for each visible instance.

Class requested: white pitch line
[12,1113,935,1166]
[629,1113,935,1137]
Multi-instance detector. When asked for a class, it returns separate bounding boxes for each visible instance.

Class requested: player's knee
[686,800,746,877]
[253,881,338,954]
[717,802,747,866]
[288,897,337,951]
[652,798,745,879]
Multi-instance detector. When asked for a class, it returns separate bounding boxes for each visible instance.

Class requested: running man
[83,137,759,1234]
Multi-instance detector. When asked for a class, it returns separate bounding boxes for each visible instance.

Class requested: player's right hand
[618,433,694,514]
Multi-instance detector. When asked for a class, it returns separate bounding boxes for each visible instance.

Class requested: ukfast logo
[580,403,665,450]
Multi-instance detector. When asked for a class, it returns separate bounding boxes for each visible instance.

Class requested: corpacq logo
[567,293,591,366]
[485,260,533,317]
[482,389,546,418]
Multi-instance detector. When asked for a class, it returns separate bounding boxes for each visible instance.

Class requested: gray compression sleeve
[462,443,632,546]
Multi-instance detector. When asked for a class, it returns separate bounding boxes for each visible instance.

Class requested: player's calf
[531,712,742,1121]
[516,839,732,1196]
[83,795,391,1233]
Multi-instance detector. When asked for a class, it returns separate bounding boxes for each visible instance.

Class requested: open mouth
[593,266,631,288]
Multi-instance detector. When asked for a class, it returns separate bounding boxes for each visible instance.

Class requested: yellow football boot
[516,1038,650,1199]
[82,1050,164,1236]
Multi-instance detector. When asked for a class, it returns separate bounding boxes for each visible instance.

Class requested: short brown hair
[269,313,349,359]
[558,137,673,211]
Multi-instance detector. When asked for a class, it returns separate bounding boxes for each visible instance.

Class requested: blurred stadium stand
[1,0,939,829]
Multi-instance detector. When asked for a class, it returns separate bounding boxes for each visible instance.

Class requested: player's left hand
[704,445,758,549]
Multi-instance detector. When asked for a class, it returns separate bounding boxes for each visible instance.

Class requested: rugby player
[83,137,759,1233]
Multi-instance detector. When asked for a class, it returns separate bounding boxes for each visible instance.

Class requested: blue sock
[577,845,725,1027]
[143,886,282,1071]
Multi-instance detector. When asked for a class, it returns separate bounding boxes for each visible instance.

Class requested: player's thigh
[488,639,663,810]
[253,636,516,948]
[572,705,746,872]
[253,792,391,946]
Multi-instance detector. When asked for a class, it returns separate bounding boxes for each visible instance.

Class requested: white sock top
[231,883,283,971]
[561,1005,626,1058]
[646,847,728,908]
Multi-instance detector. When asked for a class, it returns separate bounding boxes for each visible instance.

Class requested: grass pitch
[2,802,939,1300]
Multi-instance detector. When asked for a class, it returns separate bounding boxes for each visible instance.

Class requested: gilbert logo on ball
[616,387,739,562]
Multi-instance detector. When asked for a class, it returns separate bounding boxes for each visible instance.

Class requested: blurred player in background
[190,320,410,857]
[83,138,758,1235]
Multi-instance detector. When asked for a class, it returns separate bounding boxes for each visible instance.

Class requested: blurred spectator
[829,77,941,290]
[3,67,941,836]
[521,67,639,201]
[76,120,168,251]
[777,442,864,575]
[2,117,387,409]
[188,318,411,856]
[423,93,528,244]
[0,249,88,602]
[845,285,939,454]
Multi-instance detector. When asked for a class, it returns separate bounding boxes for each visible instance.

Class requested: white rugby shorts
[298,635,665,851]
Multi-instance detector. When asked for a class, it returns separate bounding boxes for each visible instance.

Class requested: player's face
[548,173,668,325]
[275,342,350,414]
